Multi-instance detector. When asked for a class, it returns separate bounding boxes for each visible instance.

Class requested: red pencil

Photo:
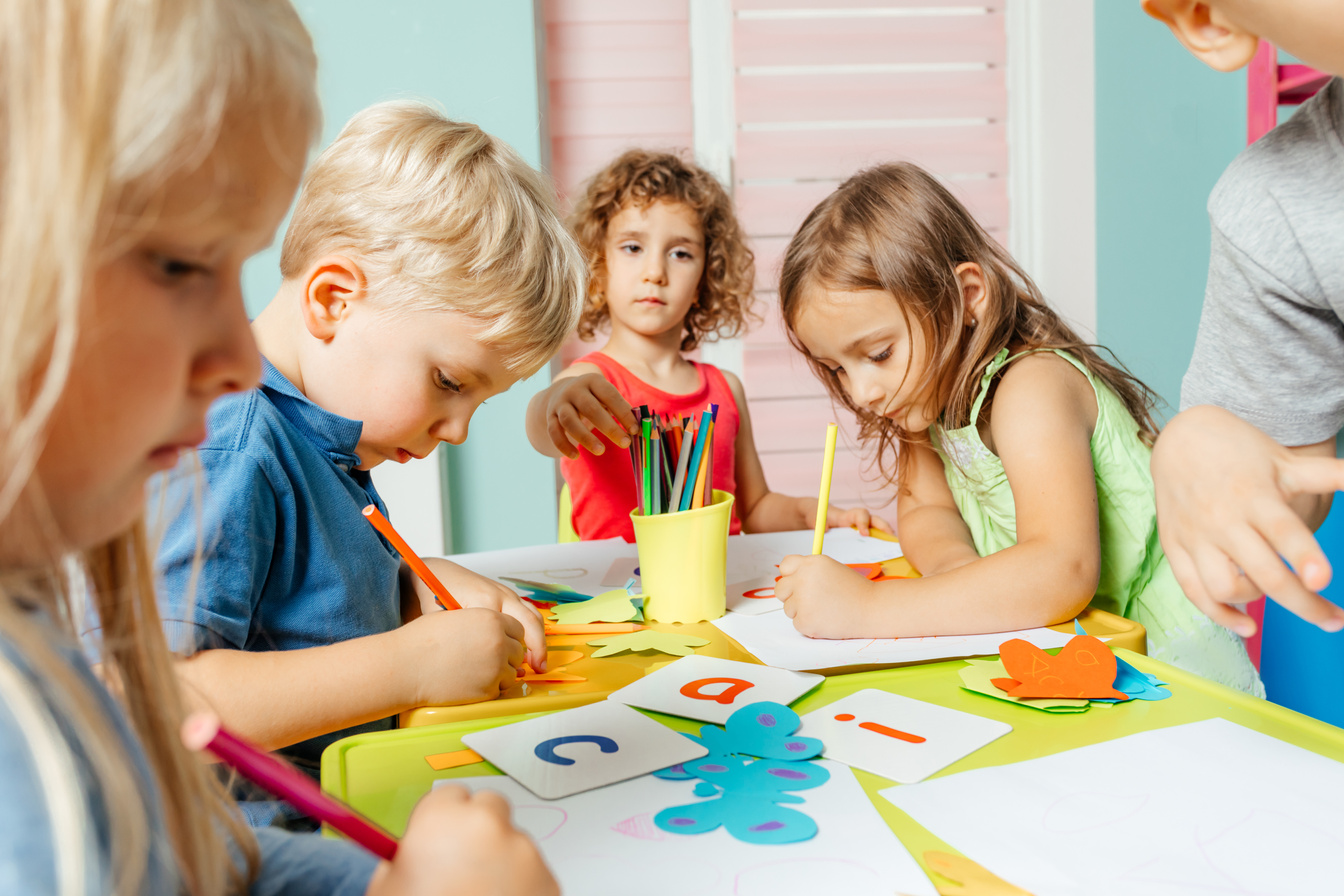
[182,715,398,860]
[362,504,462,611]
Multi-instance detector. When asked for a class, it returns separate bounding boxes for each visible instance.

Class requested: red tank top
[561,352,741,542]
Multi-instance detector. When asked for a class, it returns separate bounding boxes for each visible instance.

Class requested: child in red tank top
[526,150,893,542]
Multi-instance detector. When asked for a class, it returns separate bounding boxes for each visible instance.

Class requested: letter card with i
[797,689,1012,784]
[606,655,824,724]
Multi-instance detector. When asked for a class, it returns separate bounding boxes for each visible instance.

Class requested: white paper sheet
[712,610,1074,672]
[437,761,936,896]
[882,717,1344,895]
[445,530,902,602]
[446,537,637,597]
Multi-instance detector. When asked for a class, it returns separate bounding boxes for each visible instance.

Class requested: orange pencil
[362,504,462,611]
[691,418,713,509]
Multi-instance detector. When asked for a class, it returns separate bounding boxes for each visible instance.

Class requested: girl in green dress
[774,162,1261,694]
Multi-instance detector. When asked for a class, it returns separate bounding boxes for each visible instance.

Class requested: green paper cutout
[959,659,1090,712]
[550,588,641,625]
[586,630,710,658]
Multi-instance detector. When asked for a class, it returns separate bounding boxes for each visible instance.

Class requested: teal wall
[1094,3,1246,419]
[242,1,556,552]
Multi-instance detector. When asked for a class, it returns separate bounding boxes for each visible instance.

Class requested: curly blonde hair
[570,149,756,351]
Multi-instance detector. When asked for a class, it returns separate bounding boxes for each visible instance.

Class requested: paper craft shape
[655,753,831,844]
[998,636,1128,700]
[461,701,707,800]
[798,689,1012,784]
[701,701,824,760]
[550,588,642,625]
[607,655,824,724]
[519,649,588,683]
[1067,619,1170,703]
[500,577,592,604]
[923,851,1033,896]
[586,630,709,658]
[424,748,484,771]
[439,762,938,896]
[959,659,1090,712]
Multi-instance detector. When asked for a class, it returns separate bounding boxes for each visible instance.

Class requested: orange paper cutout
[424,748,483,771]
[989,678,1021,692]
[846,563,883,580]
[518,670,587,683]
[998,636,1128,700]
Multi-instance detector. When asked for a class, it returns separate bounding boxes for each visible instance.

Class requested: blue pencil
[679,410,713,512]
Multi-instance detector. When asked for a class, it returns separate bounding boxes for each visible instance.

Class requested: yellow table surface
[402,546,1147,726]
[325,648,1344,882]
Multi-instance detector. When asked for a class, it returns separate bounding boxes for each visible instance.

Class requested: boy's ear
[1140,0,1260,72]
[299,256,367,341]
[954,262,989,327]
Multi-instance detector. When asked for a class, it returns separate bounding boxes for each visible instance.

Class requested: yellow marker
[812,423,838,554]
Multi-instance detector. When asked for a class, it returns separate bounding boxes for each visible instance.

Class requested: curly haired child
[526,149,892,541]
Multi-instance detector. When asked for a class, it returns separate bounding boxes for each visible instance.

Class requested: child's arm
[776,353,1100,638]
[1152,404,1344,635]
[525,362,637,460]
[415,557,548,671]
[176,608,525,751]
[724,371,893,535]
[891,440,981,575]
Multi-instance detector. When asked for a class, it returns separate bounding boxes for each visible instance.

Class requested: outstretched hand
[1153,405,1344,636]
[540,373,637,459]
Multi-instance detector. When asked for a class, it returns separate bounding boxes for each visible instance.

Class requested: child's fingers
[1188,544,1261,635]
[870,514,895,534]
[1253,498,1334,593]
[552,404,605,454]
[1280,453,1344,500]
[1233,522,1344,632]
[777,554,804,576]
[589,378,638,434]
[545,415,580,459]
[572,391,631,448]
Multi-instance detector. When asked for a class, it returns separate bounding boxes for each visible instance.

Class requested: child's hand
[422,558,548,671]
[825,505,895,538]
[540,373,637,459]
[366,784,558,896]
[396,608,525,706]
[775,553,883,639]
[1153,405,1344,636]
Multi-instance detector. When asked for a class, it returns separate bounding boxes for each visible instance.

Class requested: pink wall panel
[736,69,1005,125]
[734,16,1005,69]
[735,124,1008,182]
[546,0,686,23]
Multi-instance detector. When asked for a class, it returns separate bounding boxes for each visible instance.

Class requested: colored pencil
[668,419,693,510]
[812,423,839,554]
[184,716,398,860]
[679,411,712,512]
[692,417,713,509]
[652,425,663,515]
[363,505,462,610]
[641,418,653,514]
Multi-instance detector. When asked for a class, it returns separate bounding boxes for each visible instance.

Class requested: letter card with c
[462,701,707,800]
[606,655,824,724]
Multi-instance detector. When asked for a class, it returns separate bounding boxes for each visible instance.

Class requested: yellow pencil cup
[630,489,734,624]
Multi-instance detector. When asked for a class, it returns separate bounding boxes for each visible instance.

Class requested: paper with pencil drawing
[882,718,1344,895]
[437,761,936,896]
[712,610,1073,672]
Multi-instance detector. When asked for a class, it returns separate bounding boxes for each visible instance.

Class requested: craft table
[401,542,1146,727]
[325,649,1344,883]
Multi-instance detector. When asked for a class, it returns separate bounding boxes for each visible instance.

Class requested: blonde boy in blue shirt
[153,101,584,826]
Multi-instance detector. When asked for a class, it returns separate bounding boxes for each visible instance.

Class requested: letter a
[679,677,755,705]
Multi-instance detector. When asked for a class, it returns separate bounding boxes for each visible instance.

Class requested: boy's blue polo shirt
[151,358,403,825]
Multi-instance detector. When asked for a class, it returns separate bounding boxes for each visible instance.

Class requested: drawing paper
[712,609,1074,672]
[798,689,1011,783]
[437,761,936,896]
[608,655,823,724]
[461,701,706,800]
[882,718,1344,895]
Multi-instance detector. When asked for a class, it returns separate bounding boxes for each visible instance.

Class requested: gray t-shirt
[1181,77,1344,445]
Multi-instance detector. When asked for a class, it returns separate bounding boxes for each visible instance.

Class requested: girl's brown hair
[569,149,756,351]
[780,162,1160,489]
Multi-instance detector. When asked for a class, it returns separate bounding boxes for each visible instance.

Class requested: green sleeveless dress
[929,348,1263,695]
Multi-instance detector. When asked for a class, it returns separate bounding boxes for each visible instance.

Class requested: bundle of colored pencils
[630,403,718,515]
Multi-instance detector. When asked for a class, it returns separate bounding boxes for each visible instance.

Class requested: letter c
[534,735,619,766]
[679,677,755,705]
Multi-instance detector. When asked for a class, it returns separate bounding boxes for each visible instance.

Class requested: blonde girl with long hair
[0,0,557,894]
[773,163,1261,694]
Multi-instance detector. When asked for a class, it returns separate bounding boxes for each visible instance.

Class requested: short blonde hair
[281,102,584,375]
